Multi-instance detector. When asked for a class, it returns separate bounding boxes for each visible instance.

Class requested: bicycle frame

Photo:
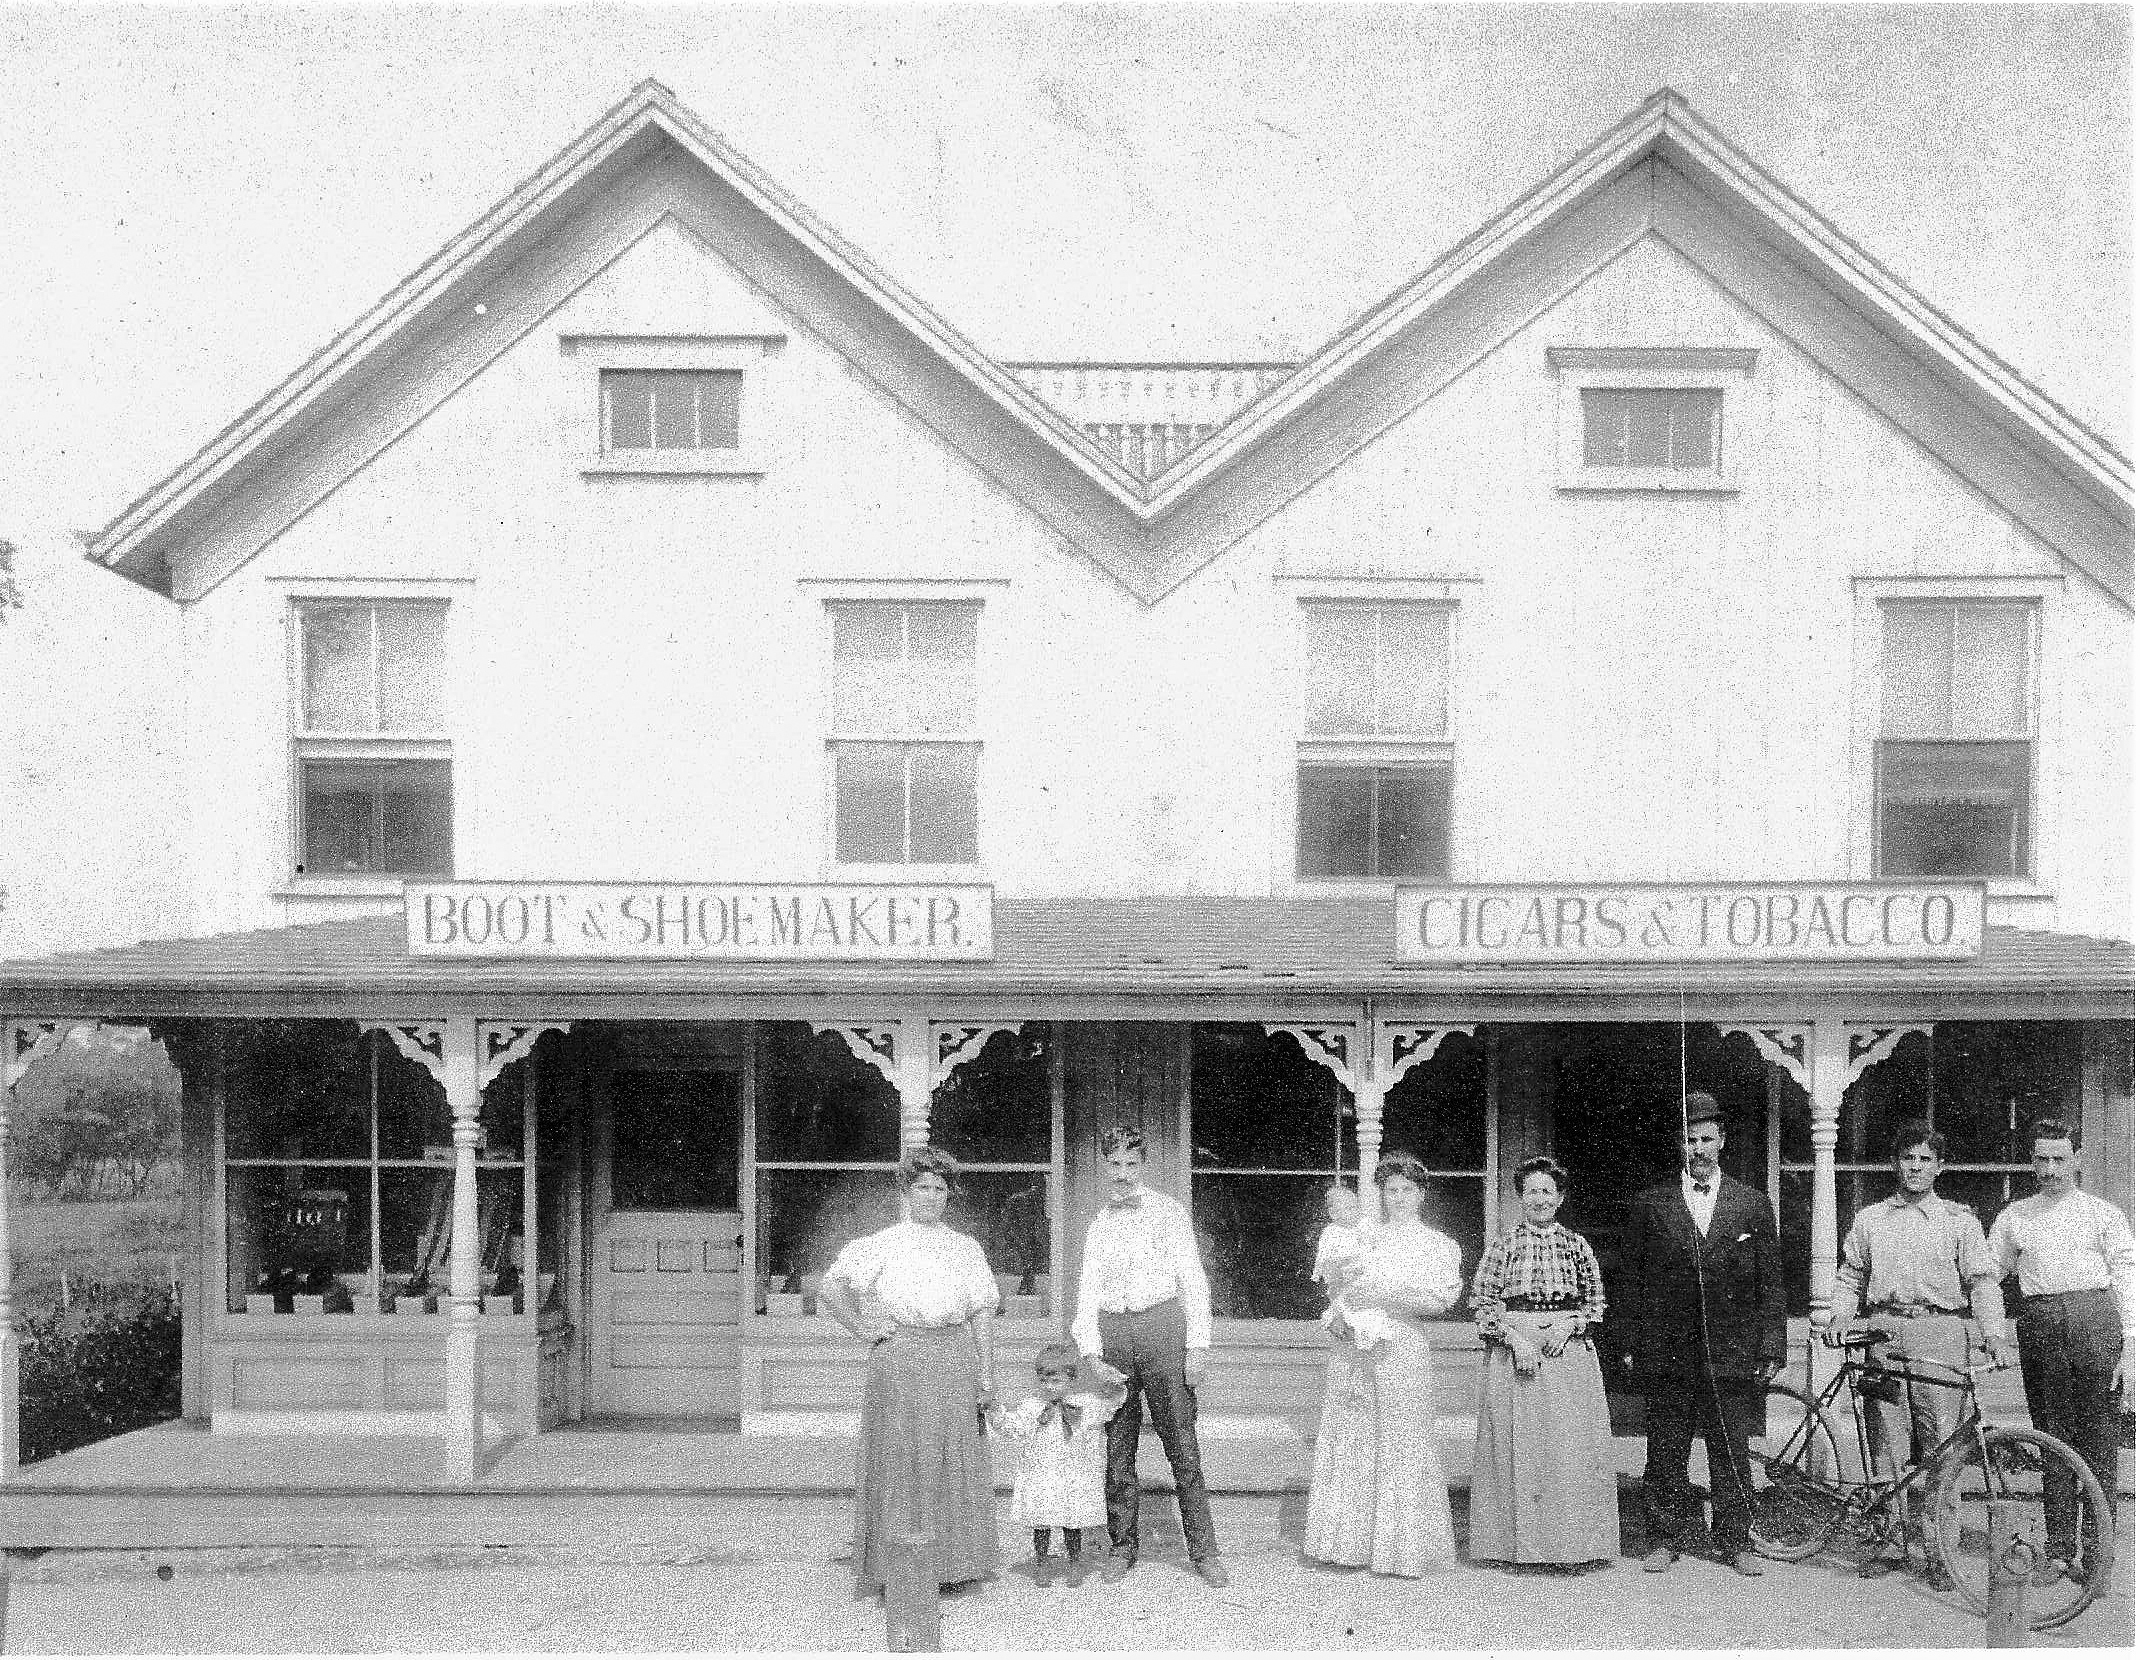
[1796,1345,1997,1547]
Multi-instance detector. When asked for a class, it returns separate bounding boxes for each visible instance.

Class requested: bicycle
[1744,1326,2113,1631]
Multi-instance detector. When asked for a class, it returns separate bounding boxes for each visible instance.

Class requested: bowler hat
[1682,1091,1724,1127]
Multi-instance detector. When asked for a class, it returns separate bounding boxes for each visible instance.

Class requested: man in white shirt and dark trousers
[1987,1116,2135,1584]
[1072,1125,1228,1588]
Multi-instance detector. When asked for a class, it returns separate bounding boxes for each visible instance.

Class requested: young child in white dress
[1314,1181,1400,1352]
[1312,1182,1365,1289]
[988,1342,1125,1587]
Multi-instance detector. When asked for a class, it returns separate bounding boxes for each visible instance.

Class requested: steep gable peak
[89,80,2130,608]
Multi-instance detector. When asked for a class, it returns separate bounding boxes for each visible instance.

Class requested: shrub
[17,1285,181,1464]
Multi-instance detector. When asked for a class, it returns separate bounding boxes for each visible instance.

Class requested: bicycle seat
[1829,1327,1883,1348]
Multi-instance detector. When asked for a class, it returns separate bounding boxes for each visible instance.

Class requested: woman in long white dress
[817,1145,1001,1596]
[1302,1151,1464,1576]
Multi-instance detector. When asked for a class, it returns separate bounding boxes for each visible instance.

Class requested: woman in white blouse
[818,1145,1002,1596]
[1302,1150,1464,1576]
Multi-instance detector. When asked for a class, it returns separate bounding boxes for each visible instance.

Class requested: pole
[1984,1497,2032,1647]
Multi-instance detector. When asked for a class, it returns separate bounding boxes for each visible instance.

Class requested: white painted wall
[151,222,2135,945]
[0,525,187,957]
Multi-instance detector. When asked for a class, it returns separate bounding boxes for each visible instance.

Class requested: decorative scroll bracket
[1264,1024,1360,1092]
[1376,1023,1476,1093]
[4,1021,67,1092]
[930,1022,1024,1091]
[477,1023,570,1095]
[1843,1024,1932,1094]
[1717,1024,1812,1094]
[810,1021,903,1094]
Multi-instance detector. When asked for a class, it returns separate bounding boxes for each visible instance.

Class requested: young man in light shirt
[1071,1125,1227,1588]
[1824,1121,2008,1588]
[1987,1117,2134,1583]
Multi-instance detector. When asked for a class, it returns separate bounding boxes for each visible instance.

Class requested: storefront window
[753,1024,902,1306]
[752,1023,1061,1315]
[933,1027,1055,1308]
[221,1022,533,1314]
[1191,1025,1358,1322]
[1378,1028,1491,1303]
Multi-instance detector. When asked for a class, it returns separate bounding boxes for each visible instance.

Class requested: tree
[0,536,21,621]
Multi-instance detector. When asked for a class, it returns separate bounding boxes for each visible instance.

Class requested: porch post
[1804,1021,1848,1359]
[440,1022,485,1485]
[3,1022,68,1480]
[1800,1018,1930,1385]
[364,1019,565,1481]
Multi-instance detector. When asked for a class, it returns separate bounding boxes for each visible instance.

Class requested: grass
[9,1182,186,1319]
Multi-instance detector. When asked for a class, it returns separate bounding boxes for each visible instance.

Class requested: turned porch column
[2,1021,68,1480]
[365,1019,565,1483]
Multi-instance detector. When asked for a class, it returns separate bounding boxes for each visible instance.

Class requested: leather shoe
[1641,1547,1675,1573]
[1730,1551,1765,1577]
[1194,1558,1231,1589]
[1098,1553,1134,1584]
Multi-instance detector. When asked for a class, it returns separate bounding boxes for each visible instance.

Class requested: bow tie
[1691,1181,1713,1196]
[1109,1194,1144,1210]
[1036,1400,1082,1439]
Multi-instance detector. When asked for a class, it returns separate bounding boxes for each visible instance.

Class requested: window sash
[1296,763,1451,880]
[600,369,742,452]
[829,602,978,736]
[1880,603,2034,740]
[1579,387,1721,469]
[298,601,447,737]
[1876,740,2031,878]
[832,741,979,865]
[299,756,454,876]
[1303,603,1450,739]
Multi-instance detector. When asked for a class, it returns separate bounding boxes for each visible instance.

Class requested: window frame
[1873,599,2039,881]
[562,334,779,477]
[287,595,455,886]
[1850,576,2061,901]
[1548,345,1757,494]
[821,595,986,875]
[214,1027,541,1331]
[1291,594,1458,889]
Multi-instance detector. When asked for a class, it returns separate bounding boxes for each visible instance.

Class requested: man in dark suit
[1619,1092,1787,1575]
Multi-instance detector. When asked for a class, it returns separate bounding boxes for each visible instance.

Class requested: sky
[0,1,2129,538]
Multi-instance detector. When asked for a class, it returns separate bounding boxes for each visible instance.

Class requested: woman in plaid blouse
[1467,1156,1621,1568]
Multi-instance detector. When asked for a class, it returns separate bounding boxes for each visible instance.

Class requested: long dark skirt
[851,1323,999,1594]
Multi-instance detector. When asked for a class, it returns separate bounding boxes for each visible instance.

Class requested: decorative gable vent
[1005,362,1296,480]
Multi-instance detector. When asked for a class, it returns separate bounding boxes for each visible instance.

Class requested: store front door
[591,1066,744,1417]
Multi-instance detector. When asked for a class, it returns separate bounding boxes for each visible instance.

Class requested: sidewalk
[3,1493,2132,1652]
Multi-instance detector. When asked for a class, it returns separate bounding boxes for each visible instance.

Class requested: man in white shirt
[1072,1125,1225,1588]
[1988,1117,2134,1582]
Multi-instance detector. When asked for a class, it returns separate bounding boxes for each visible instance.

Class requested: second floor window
[1878,602,2034,878]
[827,601,980,865]
[294,600,452,877]
[1298,602,1452,880]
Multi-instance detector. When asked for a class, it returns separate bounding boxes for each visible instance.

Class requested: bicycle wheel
[1930,1425,2113,1631]
[1747,1383,1851,1561]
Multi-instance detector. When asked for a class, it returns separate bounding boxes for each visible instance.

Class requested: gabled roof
[91,82,2133,607]
[0,906,2128,1019]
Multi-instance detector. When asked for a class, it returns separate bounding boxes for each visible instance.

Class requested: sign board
[1395,882,1983,964]
[406,882,994,961]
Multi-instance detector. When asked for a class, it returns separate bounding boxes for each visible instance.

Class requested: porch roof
[0,902,2129,1019]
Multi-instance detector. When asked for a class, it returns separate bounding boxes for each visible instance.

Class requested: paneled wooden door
[591,1066,744,1417]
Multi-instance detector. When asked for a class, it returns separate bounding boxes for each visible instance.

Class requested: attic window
[563,334,779,478]
[602,370,741,453]
[1548,346,1755,495]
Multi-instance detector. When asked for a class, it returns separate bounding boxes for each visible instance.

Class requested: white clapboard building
[0,83,2128,1537]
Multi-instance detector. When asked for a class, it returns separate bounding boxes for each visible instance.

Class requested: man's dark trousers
[1642,1377,1763,1555]
[2015,1287,2123,1567]
[1098,1298,1217,1564]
